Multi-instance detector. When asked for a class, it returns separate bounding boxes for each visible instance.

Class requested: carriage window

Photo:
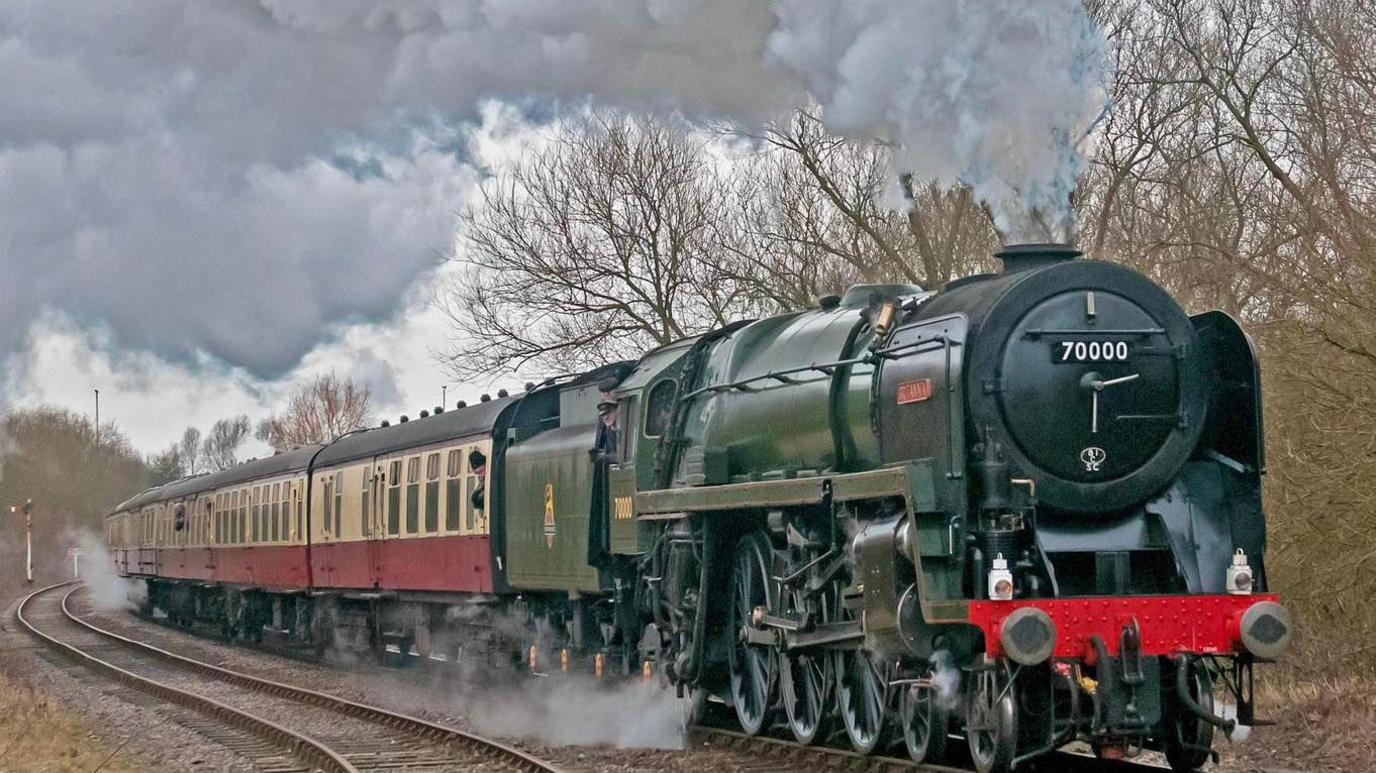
[406,457,420,534]
[334,472,344,537]
[644,380,677,437]
[251,488,261,543]
[260,486,269,543]
[388,459,401,533]
[361,471,372,538]
[282,484,291,541]
[271,483,281,542]
[388,461,402,536]
[424,453,440,533]
[445,452,461,532]
[322,478,334,539]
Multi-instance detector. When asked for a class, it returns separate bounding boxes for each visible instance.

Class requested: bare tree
[200,415,251,472]
[147,446,185,486]
[439,112,752,380]
[730,111,998,297]
[178,426,202,475]
[257,373,371,451]
[0,408,149,592]
[1081,0,1376,670]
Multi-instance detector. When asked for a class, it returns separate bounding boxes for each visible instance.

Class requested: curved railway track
[16,583,567,773]
[688,704,1174,773]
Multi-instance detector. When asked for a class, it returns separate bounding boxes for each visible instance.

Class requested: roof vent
[381,420,390,427]
[818,294,842,310]
[996,243,1081,273]
[497,388,509,398]
[434,406,444,414]
[456,400,467,408]
[525,381,536,392]
[419,410,430,418]
[400,415,409,423]
[480,393,491,403]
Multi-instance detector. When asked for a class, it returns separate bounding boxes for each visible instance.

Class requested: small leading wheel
[728,533,776,735]
[966,666,1017,773]
[1166,660,1216,772]
[780,588,832,744]
[834,601,890,754]
[900,675,949,763]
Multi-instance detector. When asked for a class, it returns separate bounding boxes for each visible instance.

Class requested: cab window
[644,380,677,437]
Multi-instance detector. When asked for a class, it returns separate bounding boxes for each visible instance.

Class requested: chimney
[996,243,1081,273]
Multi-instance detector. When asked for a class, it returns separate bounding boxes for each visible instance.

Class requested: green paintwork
[502,383,602,593]
[634,463,930,512]
[602,340,695,556]
[675,285,925,487]
[608,464,644,554]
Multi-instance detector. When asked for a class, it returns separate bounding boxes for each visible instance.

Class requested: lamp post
[94,388,100,441]
[441,385,447,411]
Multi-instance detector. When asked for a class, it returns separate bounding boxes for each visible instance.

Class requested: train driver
[468,449,487,518]
[594,394,618,462]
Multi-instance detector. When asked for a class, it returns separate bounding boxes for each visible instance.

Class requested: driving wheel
[728,533,776,735]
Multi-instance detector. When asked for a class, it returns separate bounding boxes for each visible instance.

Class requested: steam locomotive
[108,243,1290,772]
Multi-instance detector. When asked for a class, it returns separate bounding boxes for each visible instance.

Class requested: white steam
[1219,701,1252,743]
[462,676,685,749]
[767,1,1109,241]
[303,0,1110,241]
[72,530,145,612]
[929,649,962,711]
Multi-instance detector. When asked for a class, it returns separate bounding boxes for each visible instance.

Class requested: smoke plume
[2,0,1107,384]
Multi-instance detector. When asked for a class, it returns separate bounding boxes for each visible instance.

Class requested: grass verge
[0,666,141,773]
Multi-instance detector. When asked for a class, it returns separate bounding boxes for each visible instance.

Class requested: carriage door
[366,459,385,589]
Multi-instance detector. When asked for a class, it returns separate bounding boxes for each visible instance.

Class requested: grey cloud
[1,0,1105,383]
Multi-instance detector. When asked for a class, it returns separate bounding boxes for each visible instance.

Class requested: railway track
[688,705,1173,773]
[16,582,567,773]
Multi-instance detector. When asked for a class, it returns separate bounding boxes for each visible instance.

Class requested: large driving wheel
[966,666,1017,773]
[900,670,950,763]
[728,533,776,735]
[1165,660,1216,772]
[834,601,890,753]
[779,587,832,744]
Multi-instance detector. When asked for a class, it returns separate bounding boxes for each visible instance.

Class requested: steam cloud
[1,0,1106,383]
[72,530,146,612]
[463,677,685,749]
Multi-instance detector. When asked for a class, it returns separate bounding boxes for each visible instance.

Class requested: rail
[17,583,566,773]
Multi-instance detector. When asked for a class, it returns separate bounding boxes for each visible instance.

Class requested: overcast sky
[0,0,1105,455]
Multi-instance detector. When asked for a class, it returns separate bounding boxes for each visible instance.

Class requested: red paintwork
[310,535,494,593]
[968,593,1282,659]
[210,545,312,590]
[374,535,493,593]
[127,534,494,594]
